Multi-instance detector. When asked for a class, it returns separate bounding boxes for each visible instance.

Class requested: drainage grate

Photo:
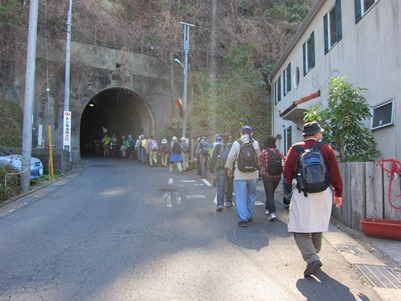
[354,264,401,289]
[17,197,36,204]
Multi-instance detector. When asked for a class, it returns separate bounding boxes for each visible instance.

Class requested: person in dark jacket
[259,135,284,221]
[210,134,232,211]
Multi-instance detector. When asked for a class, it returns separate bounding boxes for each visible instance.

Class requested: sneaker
[238,220,248,228]
[304,260,322,277]
[265,210,270,215]
[225,201,233,207]
[216,206,223,212]
[267,212,277,221]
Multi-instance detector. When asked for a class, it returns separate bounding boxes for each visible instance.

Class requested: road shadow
[296,270,371,301]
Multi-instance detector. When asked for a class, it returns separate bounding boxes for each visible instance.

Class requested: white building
[269,0,400,160]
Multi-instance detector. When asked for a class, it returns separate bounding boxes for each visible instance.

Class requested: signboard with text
[63,111,71,150]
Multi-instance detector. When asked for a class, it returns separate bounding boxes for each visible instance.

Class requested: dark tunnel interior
[80,88,142,156]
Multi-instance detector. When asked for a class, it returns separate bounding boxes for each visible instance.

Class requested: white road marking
[201,179,212,186]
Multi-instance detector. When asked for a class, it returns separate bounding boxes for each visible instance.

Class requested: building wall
[271,0,400,160]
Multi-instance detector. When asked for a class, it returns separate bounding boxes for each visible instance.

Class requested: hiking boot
[304,260,322,277]
[225,201,233,207]
[267,212,277,221]
[216,206,223,212]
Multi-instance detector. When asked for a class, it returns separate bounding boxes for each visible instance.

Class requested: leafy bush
[304,76,381,162]
[0,164,20,203]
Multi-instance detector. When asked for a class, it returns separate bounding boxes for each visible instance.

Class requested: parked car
[0,146,44,179]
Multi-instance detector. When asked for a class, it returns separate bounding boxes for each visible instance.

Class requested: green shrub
[0,164,21,203]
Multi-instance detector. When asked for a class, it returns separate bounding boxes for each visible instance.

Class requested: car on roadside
[0,145,44,179]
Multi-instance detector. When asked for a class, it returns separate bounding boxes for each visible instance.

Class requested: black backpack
[200,140,209,156]
[266,148,283,176]
[172,142,181,154]
[293,142,331,196]
[237,139,258,172]
[217,143,230,168]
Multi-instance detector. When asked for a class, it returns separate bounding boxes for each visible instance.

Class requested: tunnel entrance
[80,88,150,157]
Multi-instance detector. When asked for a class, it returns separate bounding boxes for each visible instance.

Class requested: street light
[176,22,194,139]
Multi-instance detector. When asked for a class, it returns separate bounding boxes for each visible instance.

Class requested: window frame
[371,98,395,131]
[283,63,292,96]
[324,0,342,54]
[274,76,282,105]
[284,126,292,155]
[303,32,315,75]
[355,0,378,24]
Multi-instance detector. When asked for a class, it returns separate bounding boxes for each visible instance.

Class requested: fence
[332,161,401,230]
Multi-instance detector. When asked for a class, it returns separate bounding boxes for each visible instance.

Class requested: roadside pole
[21,0,39,193]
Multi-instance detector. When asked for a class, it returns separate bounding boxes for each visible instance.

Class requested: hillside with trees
[0,0,314,144]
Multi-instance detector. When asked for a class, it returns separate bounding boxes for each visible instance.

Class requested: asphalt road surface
[0,157,385,300]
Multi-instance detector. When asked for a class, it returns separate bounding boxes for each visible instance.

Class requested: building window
[355,0,377,23]
[274,77,281,105]
[294,66,300,89]
[371,99,394,130]
[324,0,342,54]
[303,32,315,75]
[283,63,291,96]
[284,126,292,155]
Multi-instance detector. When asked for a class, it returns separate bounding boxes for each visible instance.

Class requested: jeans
[140,148,146,163]
[262,176,281,213]
[234,179,257,222]
[216,173,226,207]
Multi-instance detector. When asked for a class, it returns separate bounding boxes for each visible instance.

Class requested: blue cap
[241,125,253,134]
[216,134,222,141]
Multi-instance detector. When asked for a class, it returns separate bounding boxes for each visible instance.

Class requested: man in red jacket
[283,121,343,277]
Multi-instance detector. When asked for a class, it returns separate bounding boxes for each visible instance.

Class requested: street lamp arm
[173,58,185,69]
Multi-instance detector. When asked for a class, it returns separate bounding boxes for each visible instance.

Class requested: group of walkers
[208,123,343,278]
[98,133,191,172]
[97,122,344,278]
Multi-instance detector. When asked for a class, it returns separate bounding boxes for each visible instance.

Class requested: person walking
[169,136,183,173]
[283,121,343,277]
[225,126,260,227]
[148,136,158,167]
[180,137,190,171]
[120,135,127,158]
[126,135,134,159]
[140,135,147,164]
[159,138,169,167]
[101,134,110,157]
[259,135,284,221]
[110,134,118,158]
[210,133,232,211]
[195,136,209,179]
[194,137,202,176]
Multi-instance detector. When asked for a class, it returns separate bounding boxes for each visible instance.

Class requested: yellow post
[48,124,54,179]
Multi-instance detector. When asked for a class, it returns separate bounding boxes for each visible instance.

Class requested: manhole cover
[354,264,401,289]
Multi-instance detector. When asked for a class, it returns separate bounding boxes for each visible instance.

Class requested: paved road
[0,157,395,300]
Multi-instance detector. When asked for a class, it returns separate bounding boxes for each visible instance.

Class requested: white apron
[288,187,333,233]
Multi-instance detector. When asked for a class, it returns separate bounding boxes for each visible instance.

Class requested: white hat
[162,138,167,144]
[172,136,178,141]
[180,137,186,141]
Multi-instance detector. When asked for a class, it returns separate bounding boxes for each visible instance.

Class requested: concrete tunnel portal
[80,87,154,156]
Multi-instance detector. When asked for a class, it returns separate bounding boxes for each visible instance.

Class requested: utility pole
[21,0,39,193]
[63,0,73,160]
[179,22,194,139]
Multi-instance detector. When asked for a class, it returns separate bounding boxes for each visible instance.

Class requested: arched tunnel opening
[80,88,148,157]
